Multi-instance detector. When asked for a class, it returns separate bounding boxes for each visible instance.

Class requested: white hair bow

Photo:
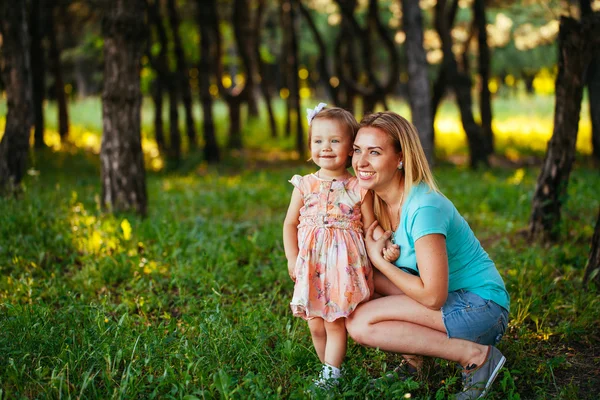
[306,102,327,126]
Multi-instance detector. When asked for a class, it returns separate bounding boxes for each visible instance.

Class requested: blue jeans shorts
[441,290,508,345]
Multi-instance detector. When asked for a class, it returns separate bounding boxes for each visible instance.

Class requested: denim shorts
[441,290,508,345]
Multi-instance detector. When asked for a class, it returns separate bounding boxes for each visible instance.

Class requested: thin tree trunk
[255,0,278,137]
[435,0,488,168]
[30,0,46,149]
[473,0,494,156]
[402,0,433,167]
[583,207,600,286]
[280,1,292,137]
[167,0,197,149]
[0,0,33,195]
[147,0,180,163]
[101,0,148,216]
[233,0,259,118]
[590,57,600,162]
[529,16,600,240]
[296,0,340,105]
[282,0,303,156]
[196,0,220,163]
[46,3,69,141]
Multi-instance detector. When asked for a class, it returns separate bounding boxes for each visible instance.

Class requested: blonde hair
[359,111,439,231]
[308,107,359,168]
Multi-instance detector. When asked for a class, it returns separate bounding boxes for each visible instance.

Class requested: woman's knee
[345,313,371,345]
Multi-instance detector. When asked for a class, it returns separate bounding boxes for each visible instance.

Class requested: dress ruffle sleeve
[289,174,304,194]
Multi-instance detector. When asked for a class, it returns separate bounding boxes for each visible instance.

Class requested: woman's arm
[365,221,448,309]
[283,188,303,281]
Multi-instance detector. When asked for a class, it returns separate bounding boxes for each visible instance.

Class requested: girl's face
[352,126,403,192]
[310,118,354,174]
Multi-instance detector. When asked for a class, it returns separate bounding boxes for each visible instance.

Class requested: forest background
[1,0,600,398]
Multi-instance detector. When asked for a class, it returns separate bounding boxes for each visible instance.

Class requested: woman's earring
[398,161,404,170]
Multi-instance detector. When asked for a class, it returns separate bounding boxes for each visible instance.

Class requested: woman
[347,111,509,399]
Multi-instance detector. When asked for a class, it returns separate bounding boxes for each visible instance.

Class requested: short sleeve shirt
[391,183,510,311]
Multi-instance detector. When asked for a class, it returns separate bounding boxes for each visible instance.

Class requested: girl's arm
[283,187,303,281]
[364,221,449,310]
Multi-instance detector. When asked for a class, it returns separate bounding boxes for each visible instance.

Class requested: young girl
[283,104,398,386]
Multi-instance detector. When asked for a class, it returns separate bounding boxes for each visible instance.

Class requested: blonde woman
[347,111,509,399]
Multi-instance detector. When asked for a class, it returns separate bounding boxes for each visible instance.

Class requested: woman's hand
[365,221,393,266]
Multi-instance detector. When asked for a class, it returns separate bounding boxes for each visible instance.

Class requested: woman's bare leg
[346,295,488,368]
[308,318,326,363]
[323,318,347,368]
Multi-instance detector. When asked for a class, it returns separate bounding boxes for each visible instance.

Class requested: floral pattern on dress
[289,173,373,322]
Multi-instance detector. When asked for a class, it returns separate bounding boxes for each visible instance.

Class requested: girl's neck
[316,168,350,181]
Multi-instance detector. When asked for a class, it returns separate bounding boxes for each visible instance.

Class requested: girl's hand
[383,243,400,262]
[365,221,392,265]
[287,259,296,282]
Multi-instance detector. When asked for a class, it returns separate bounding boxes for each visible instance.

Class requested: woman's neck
[376,174,405,208]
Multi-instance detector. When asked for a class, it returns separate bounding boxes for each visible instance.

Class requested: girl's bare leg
[308,318,326,363]
[323,318,347,368]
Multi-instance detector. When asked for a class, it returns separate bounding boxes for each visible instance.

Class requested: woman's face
[352,126,403,193]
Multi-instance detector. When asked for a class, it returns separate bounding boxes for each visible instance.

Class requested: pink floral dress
[289,173,373,322]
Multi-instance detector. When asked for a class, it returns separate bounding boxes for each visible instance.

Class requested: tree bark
[402,0,433,167]
[30,0,46,149]
[233,0,259,118]
[473,0,494,156]
[0,0,33,195]
[529,15,600,241]
[583,207,600,286]
[196,0,220,163]
[297,0,340,106]
[435,0,488,168]
[590,57,600,162]
[146,0,167,153]
[46,2,69,141]
[167,0,197,149]
[101,0,148,216]
[281,0,303,156]
[255,0,278,138]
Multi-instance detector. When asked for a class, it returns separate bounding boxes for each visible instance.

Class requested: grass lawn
[0,95,599,398]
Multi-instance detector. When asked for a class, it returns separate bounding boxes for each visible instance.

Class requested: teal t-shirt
[391,183,510,312]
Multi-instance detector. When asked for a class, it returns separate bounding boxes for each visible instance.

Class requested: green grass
[1,93,599,398]
[1,142,599,398]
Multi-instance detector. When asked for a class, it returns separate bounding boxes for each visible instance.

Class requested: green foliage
[1,144,599,398]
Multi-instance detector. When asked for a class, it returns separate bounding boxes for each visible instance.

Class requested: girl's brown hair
[308,107,359,167]
[359,111,439,231]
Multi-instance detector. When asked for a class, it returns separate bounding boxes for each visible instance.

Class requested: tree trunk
[150,78,166,153]
[281,0,303,156]
[435,0,488,169]
[0,0,33,195]
[46,3,69,141]
[233,0,259,118]
[166,0,197,149]
[402,0,433,167]
[583,207,600,286]
[297,0,340,106]
[30,0,46,149]
[529,16,600,241]
[196,0,220,163]
[255,0,278,137]
[473,0,494,156]
[101,0,148,216]
[590,57,600,162]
